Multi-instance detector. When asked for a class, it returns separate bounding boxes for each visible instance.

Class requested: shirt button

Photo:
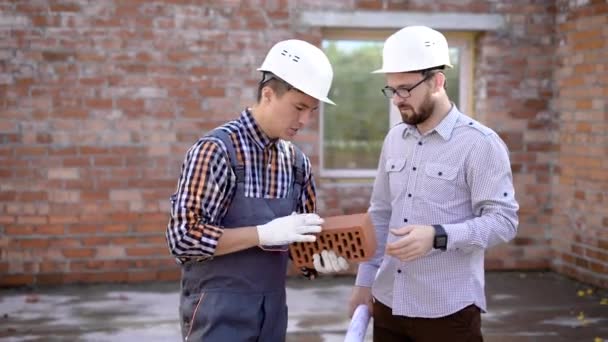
[403,218,408,223]
[412,167,417,171]
[391,165,395,169]
[438,171,443,176]
[408,193,412,197]
[397,269,402,274]
[418,141,422,146]
[469,122,474,125]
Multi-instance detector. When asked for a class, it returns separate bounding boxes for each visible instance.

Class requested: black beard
[399,96,434,125]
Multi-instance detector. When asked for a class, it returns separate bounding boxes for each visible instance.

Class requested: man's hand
[348,286,373,317]
[313,250,349,273]
[256,213,323,246]
[385,225,435,261]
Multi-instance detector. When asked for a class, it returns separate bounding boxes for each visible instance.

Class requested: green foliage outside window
[322,40,461,171]
[323,41,387,170]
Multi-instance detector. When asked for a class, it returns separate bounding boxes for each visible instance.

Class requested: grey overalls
[179,128,305,342]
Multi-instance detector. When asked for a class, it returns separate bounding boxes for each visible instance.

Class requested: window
[320,30,473,178]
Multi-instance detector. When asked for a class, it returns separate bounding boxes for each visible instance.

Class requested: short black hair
[256,72,292,103]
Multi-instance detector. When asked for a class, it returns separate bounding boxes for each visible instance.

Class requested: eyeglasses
[381,75,430,99]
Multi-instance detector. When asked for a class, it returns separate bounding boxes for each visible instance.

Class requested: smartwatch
[432,224,448,251]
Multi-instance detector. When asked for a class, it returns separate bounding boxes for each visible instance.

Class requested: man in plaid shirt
[167,39,348,341]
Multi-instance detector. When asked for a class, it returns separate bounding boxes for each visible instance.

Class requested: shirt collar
[433,104,460,141]
[239,108,275,149]
[401,103,461,141]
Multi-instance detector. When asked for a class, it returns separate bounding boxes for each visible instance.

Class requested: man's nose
[392,94,406,106]
[299,110,312,125]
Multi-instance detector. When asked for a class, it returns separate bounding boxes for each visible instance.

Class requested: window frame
[320,29,475,179]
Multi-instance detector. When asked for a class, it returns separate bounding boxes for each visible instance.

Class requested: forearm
[444,207,518,252]
[215,226,260,256]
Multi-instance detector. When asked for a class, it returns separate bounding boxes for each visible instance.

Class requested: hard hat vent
[280,49,300,63]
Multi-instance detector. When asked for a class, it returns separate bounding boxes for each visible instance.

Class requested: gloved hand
[313,250,349,273]
[256,213,323,246]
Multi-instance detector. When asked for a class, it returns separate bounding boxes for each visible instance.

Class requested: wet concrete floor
[1,272,607,342]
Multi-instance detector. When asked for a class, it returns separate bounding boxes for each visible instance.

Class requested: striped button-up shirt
[356,105,519,318]
[166,109,317,264]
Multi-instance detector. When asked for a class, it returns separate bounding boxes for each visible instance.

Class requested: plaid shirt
[166,109,317,276]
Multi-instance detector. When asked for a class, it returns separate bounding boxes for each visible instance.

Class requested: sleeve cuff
[443,222,470,251]
[355,263,378,287]
[196,221,224,256]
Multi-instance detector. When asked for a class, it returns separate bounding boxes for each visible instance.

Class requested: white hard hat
[373,26,453,74]
[257,39,335,105]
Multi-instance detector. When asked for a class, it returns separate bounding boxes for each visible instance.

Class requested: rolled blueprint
[344,304,371,342]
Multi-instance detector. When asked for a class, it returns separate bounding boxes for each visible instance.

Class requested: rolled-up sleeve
[444,133,519,252]
[166,139,235,263]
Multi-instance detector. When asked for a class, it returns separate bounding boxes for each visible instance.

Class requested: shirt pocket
[385,158,407,198]
[423,163,459,202]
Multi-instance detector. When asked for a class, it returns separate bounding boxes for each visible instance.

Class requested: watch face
[436,236,447,247]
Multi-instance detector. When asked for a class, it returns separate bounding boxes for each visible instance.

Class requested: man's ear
[261,86,274,104]
[433,72,446,92]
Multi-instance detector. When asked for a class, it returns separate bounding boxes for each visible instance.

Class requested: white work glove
[257,213,323,246]
[313,250,349,274]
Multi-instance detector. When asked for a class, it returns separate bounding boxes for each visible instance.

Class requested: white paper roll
[344,304,371,342]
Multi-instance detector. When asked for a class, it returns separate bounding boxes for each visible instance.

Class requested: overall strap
[291,144,306,206]
[205,128,245,183]
[291,143,306,186]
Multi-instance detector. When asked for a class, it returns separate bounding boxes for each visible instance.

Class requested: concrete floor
[0,272,607,342]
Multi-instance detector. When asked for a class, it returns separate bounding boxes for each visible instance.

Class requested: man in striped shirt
[166,39,348,341]
[349,26,519,341]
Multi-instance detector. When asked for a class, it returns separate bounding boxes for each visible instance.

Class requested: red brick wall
[551,0,608,288]
[0,0,603,287]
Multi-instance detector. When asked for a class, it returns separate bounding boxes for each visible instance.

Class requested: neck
[249,104,276,139]
[416,96,452,135]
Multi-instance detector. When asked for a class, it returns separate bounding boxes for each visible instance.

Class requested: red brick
[0,275,35,287]
[36,274,65,285]
[126,246,167,257]
[62,248,96,259]
[127,271,158,283]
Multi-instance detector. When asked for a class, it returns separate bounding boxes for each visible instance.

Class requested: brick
[82,237,111,246]
[49,238,81,248]
[19,239,50,248]
[62,248,96,259]
[109,189,142,201]
[34,225,65,235]
[36,274,65,285]
[127,271,158,283]
[0,275,35,288]
[289,213,376,269]
[68,224,99,235]
[39,261,68,273]
[101,224,130,233]
[48,167,79,179]
[96,246,125,258]
[126,246,167,257]
[17,216,48,225]
[157,269,180,281]
[49,215,80,224]
[49,190,80,203]
[133,224,161,233]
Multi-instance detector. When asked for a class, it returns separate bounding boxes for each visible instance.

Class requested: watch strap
[432,224,448,251]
